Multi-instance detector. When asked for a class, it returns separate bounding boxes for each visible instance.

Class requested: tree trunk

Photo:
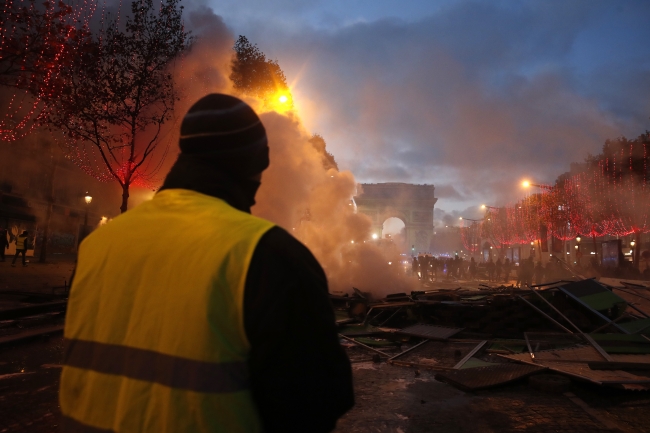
[39,148,57,263]
[120,183,130,213]
[634,231,642,271]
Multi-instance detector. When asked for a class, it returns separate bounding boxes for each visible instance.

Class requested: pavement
[0,253,75,298]
[1,259,650,432]
[334,360,624,433]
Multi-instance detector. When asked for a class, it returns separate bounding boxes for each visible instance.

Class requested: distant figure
[546,259,558,281]
[469,257,477,280]
[420,256,430,281]
[523,257,535,287]
[454,256,463,279]
[495,258,502,282]
[486,257,495,281]
[503,258,511,282]
[412,257,420,279]
[0,228,7,262]
[534,261,545,285]
[11,230,28,267]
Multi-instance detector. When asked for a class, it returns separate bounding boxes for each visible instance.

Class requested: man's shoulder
[253,227,324,274]
[256,226,312,257]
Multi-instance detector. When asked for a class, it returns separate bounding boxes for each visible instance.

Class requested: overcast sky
[192,0,650,220]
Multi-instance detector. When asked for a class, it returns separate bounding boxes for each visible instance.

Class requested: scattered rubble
[333,271,650,393]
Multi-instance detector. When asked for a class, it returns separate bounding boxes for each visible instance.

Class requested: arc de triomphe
[354,183,437,254]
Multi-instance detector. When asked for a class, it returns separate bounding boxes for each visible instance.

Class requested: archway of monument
[382,217,407,252]
[354,183,437,255]
[383,217,405,236]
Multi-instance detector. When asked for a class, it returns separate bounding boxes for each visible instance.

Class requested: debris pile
[333,276,650,392]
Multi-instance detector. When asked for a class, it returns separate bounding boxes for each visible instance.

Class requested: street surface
[2,257,650,432]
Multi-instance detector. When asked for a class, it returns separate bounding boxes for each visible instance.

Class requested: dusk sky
[190,0,650,222]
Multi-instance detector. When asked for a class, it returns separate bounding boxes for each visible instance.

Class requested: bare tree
[46,0,191,213]
[0,0,82,140]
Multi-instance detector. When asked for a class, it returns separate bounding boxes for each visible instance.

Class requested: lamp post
[631,240,636,268]
[80,192,92,246]
[84,192,92,226]
[521,180,554,191]
[460,217,482,259]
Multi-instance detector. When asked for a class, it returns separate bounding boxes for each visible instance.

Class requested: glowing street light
[84,192,93,205]
[521,180,554,190]
[271,90,293,113]
[372,233,378,240]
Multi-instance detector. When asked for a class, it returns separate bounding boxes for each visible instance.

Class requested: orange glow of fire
[269,90,293,114]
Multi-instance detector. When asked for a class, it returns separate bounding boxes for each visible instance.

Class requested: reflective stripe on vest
[16,235,26,249]
[60,189,275,433]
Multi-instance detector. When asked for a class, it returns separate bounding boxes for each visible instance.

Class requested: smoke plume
[174,6,417,297]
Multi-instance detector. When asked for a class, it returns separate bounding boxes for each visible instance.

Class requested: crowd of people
[410,254,575,287]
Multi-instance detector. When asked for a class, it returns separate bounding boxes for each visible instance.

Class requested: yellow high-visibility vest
[16,235,26,249]
[60,189,274,433]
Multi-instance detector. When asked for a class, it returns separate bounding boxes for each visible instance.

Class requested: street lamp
[460,217,482,257]
[80,192,93,247]
[521,180,554,190]
[84,192,92,227]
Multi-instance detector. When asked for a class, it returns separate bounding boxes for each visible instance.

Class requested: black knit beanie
[178,94,269,178]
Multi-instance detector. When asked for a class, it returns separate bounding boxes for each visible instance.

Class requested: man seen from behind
[59,94,354,432]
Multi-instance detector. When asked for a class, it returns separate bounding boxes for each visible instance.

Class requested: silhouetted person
[412,257,420,278]
[523,257,535,287]
[495,258,502,281]
[503,257,511,282]
[469,257,477,279]
[11,230,28,267]
[421,256,430,281]
[486,257,495,281]
[534,261,545,285]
